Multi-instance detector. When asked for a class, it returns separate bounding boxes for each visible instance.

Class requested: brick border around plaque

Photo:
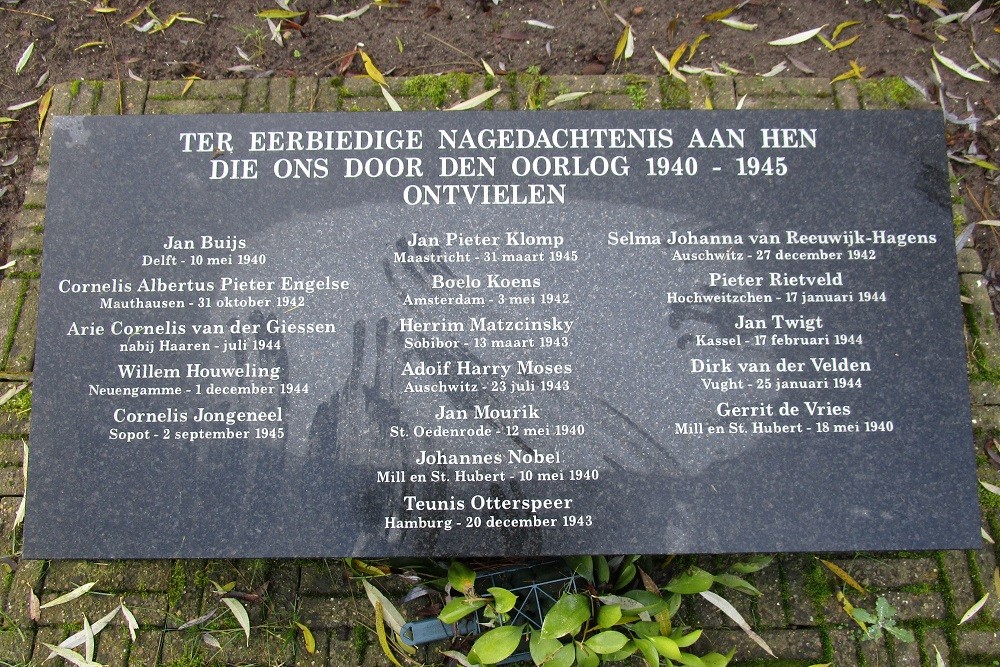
[0,75,997,666]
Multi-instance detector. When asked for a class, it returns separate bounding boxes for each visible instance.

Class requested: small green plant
[439,556,770,666]
[850,596,915,643]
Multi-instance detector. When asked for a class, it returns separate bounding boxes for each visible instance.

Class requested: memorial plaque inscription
[24,110,980,558]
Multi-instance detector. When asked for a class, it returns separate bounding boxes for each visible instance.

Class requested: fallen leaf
[121,600,139,641]
[0,155,16,168]
[788,55,815,74]
[959,593,989,624]
[613,24,634,63]
[181,75,200,97]
[820,560,868,594]
[831,60,865,83]
[687,33,710,62]
[994,568,1000,597]
[982,480,1000,495]
[837,591,866,630]
[295,621,316,653]
[27,589,40,622]
[74,41,107,51]
[699,591,774,657]
[768,25,826,46]
[202,632,221,649]
[16,42,35,75]
[481,59,494,77]
[40,644,101,667]
[832,20,861,40]
[500,29,531,41]
[983,527,995,544]
[703,5,740,22]
[221,598,251,646]
[719,18,757,31]
[40,582,96,609]
[257,9,304,19]
[359,50,387,87]
[37,87,53,134]
[934,645,946,667]
[381,86,402,111]
[762,61,787,77]
[447,87,501,111]
[934,48,989,82]
[735,93,747,109]
[319,4,370,22]
[547,91,591,106]
[523,19,555,29]
[653,46,685,82]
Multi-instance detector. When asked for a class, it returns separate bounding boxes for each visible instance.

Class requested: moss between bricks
[353,623,369,663]
[660,77,691,109]
[858,76,920,109]
[401,73,472,108]
[624,75,649,110]
[0,282,28,369]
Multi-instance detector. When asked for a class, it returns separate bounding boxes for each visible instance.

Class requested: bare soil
[1,0,998,263]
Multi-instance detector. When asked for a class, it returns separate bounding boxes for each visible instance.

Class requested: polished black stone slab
[23,110,981,558]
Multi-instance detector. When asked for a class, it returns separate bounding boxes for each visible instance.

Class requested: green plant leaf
[679,652,707,667]
[595,556,610,585]
[650,635,682,660]
[584,630,629,654]
[675,629,702,647]
[596,604,622,628]
[471,625,523,665]
[713,574,762,596]
[614,562,637,590]
[440,598,486,624]
[529,631,564,665]
[540,594,591,639]
[851,607,878,625]
[634,638,659,667]
[448,561,477,595]
[566,556,593,583]
[632,621,661,638]
[488,587,517,614]
[730,556,774,574]
[666,567,714,594]
[886,625,916,643]
[702,649,736,667]
[576,642,599,667]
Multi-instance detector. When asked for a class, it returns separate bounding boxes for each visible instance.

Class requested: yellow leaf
[37,86,52,134]
[669,42,688,69]
[294,622,316,654]
[374,601,403,667]
[92,6,118,13]
[359,49,387,87]
[613,24,633,64]
[703,5,738,22]
[993,568,1000,597]
[181,75,200,97]
[705,97,713,109]
[819,559,869,594]
[74,41,107,51]
[915,0,946,10]
[687,34,710,62]
[830,35,860,51]
[970,158,999,171]
[349,558,390,577]
[817,34,835,50]
[837,591,866,631]
[257,9,305,19]
[832,20,861,40]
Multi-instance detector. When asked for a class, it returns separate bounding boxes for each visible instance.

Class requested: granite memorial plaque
[24,110,981,558]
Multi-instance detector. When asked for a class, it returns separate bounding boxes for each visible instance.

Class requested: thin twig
[421,31,477,66]
[103,15,124,114]
[0,7,54,21]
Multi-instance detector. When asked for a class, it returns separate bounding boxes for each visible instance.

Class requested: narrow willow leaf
[202,632,221,649]
[257,9,305,19]
[808,664,833,667]
[374,601,404,667]
[933,48,989,82]
[446,87,501,110]
[817,34,835,50]
[983,527,995,544]
[959,593,989,624]
[614,24,634,63]
[221,597,251,645]
[16,42,35,75]
[934,645,946,667]
[993,568,1000,597]
[820,559,868,594]
[92,6,118,13]
[719,18,757,31]
[971,47,995,72]
[703,5,739,22]
[74,41,108,51]
[832,20,861,40]
[547,91,591,107]
[319,4,370,22]
[381,86,402,111]
[762,61,787,77]
[669,42,687,69]
[40,582,96,609]
[653,47,685,82]
[121,600,138,641]
[688,33,710,61]
[83,616,95,662]
[523,19,555,29]
[37,86,53,134]
[40,644,101,667]
[441,650,474,667]
[830,35,860,51]
[295,621,316,653]
[699,591,775,657]
[0,117,17,124]
[0,384,27,408]
[981,480,1000,495]
[970,158,999,171]
[768,25,826,46]
[363,580,405,635]
[35,69,49,88]
[481,59,494,77]
[360,50,388,87]
[831,61,865,83]
[54,606,118,657]
[181,76,200,97]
